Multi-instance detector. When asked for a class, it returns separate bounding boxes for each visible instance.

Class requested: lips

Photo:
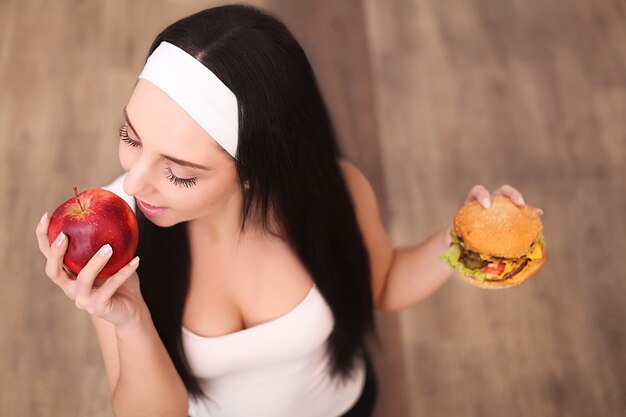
[136,199,167,216]
[137,199,164,209]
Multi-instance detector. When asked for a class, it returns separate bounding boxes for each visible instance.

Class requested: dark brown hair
[135,4,374,400]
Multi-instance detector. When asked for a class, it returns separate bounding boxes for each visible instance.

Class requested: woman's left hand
[464,184,544,217]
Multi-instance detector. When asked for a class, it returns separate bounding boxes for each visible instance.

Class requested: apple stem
[73,186,85,212]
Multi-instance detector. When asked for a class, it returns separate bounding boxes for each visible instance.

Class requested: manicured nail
[129,256,140,267]
[54,232,66,246]
[40,212,48,224]
[99,244,113,258]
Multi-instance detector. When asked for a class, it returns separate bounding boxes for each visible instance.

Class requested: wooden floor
[1,0,625,416]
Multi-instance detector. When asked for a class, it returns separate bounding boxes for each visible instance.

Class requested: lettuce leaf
[450,228,459,244]
[440,241,487,282]
[442,230,546,284]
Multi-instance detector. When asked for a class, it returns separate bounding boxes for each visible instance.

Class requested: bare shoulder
[338,158,359,178]
[338,159,380,213]
[337,158,394,309]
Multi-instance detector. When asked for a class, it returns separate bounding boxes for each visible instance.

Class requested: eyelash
[164,167,197,188]
[118,124,140,147]
[118,123,198,188]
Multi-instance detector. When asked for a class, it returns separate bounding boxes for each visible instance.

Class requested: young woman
[35,4,543,417]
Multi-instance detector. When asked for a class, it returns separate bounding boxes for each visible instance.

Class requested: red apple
[47,187,139,279]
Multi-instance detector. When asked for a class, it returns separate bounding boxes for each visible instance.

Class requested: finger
[35,212,52,258]
[45,232,70,281]
[533,207,544,217]
[44,232,77,294]
[493,184,525,206]
[88,257,140,315]
[465,184,492,208]
[74,244,113,310]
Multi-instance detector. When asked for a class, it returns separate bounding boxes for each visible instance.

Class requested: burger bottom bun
[458,248,546,290]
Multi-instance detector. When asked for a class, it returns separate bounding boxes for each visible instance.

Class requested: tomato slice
[480,262,506,275]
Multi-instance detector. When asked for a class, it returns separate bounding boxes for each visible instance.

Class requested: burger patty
[460,250,490,270]
[459,248,532,282]
[457,236,533,280]
[486,258,531,282]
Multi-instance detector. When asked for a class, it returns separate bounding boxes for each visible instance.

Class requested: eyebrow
[122,106,211,171]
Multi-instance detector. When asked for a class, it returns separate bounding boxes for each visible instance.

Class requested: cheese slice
[527,242,543,260]
[483,242,544,280]
[483,261,515,280]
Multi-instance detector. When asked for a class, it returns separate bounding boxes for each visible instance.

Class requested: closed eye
[164,167,197,188]
[118,124,140,147]
[118,123,198,188]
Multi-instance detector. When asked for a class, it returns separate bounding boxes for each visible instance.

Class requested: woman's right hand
[35,212,147,328]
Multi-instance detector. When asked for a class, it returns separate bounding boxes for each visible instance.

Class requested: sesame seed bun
[454,196,543,258]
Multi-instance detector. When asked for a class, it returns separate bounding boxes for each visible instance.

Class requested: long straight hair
[135,4,375,399]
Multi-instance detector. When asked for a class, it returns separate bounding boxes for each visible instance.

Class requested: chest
[182,237,315,338]
[181,283,335,380]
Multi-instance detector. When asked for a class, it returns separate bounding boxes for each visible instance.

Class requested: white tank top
[102,174,366,417]
[183,284,366,417]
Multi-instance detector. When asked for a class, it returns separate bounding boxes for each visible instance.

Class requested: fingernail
[483,198,491,208]
[129,256,140,267]
[54,232,66,246]
[40,212,48,224]
[516,196,525,205]
[99,244,113,258]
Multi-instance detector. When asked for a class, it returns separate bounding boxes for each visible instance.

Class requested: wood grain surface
[364,0,626,415]
[1,0,624,416]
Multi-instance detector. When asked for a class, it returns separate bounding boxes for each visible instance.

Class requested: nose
[123,156,155,197]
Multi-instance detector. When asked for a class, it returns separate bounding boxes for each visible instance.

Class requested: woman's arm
[340,160,452,311]
[86,279,190,416]
[91,300,189,417]
[340,160,544,312]
[377,226,454,311]
[35,215,189,417]
[111,309,189,417]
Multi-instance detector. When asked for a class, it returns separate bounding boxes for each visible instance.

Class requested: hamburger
[441,196,546,289]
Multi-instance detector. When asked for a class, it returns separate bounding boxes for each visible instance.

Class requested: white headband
[138,41,239,158]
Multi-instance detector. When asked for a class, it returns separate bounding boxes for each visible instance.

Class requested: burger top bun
[453,196,543,258]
